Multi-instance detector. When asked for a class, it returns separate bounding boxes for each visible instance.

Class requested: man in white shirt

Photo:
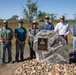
[54,15,70,43]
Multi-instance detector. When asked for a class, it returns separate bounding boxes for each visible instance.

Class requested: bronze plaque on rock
[38,38,48,50]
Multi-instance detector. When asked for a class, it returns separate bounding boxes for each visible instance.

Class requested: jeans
[15,41,25,61]
[73,36,76,59]
[1,42,12,63]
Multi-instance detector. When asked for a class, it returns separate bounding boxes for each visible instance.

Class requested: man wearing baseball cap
[14,20,27,62]
[41,16,54,30]
[0,20,13,64]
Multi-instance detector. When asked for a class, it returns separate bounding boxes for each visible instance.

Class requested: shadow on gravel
[11,53,76,64]
[24,57,31,60]
[69,52,76,64]
[0,53,76,64]
[24,53,76,64]
[11,57,33,63]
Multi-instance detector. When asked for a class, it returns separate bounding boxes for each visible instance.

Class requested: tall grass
[0,20,74,60]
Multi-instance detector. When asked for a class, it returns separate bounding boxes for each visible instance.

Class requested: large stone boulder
[33,30,69,64]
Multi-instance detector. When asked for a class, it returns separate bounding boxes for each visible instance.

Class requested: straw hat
[32,20,38,24]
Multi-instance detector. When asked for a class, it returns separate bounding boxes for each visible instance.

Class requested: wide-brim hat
[32,20,38,24]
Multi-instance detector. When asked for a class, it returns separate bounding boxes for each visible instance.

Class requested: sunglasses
[60,18,64,19]
[45,18,49,19]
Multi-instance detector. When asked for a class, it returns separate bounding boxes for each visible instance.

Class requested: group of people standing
[0,20,27,63]
[0,15,76,64]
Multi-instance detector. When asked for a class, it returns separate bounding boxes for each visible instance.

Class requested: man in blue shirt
[14,20,27,62]
[41,16,54,30]
[72,21,76,60]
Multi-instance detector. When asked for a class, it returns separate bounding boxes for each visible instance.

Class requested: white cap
[3,20,8,24]
[45,16,49,19]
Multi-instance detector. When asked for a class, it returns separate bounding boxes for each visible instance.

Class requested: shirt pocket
[36,29,39,34]
[31,29,34,35]
[7,30,12,39]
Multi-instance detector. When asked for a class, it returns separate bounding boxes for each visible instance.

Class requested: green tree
[50,13,56,22]
[37,12,57,22]
[9,15,18,21]
[23,0,38,22]
[37,11,46,21]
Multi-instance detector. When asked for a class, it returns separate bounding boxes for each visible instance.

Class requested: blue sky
[0,0,76,19]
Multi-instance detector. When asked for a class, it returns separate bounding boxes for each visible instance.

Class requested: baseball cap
[3,20,8,24]
[45,16,49,19]
[18,20,23,23]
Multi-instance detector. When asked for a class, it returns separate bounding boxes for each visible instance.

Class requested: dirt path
[0,51,30,75]
[0,51,74,75]
[0,62,23,75]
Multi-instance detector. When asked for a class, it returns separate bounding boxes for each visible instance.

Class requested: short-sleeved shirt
[0,27,13,40]
[28,27,40,38]
[28,27,40,47]
[14,27,27,41]
[41,23,54,30]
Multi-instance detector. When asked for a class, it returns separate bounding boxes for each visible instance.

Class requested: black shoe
[15,60,19,63]
[8,60,12,63]
[30,57,33,60]
[21,59,24,62]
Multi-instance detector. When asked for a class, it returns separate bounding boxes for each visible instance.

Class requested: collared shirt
[0,27,13,40]
[54,22,70,35]
[73,21,76,36]
[14,26,27,41]
[28,27,40,38]
[41,23,54,30]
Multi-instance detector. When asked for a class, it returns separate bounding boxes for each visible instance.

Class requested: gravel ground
[15,58,76,75]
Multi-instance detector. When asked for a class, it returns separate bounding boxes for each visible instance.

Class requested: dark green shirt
[14,27,27,41]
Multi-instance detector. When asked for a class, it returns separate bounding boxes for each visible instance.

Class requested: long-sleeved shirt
[54,22,70,35]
